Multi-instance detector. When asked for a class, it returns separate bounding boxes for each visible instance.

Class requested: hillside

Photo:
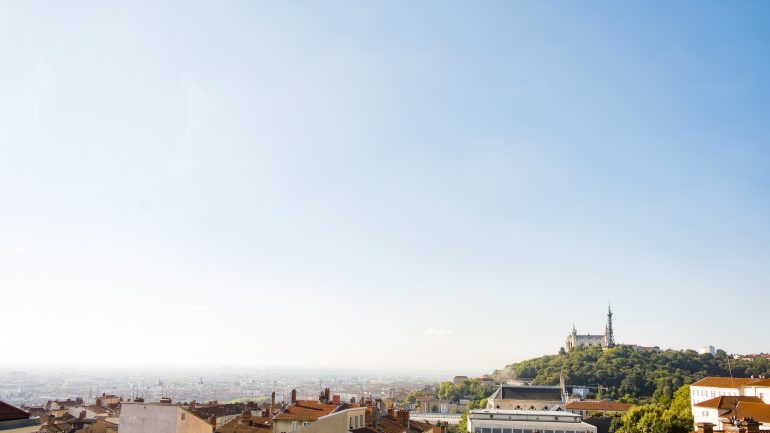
[492,345,770,400]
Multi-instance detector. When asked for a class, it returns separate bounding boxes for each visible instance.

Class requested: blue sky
[1,1,769,373]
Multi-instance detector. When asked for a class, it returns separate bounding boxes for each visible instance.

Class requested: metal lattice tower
[605,302,615,347]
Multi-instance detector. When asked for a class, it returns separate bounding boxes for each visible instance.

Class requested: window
[181,413,185,420]
[493,428,501,433]
[475,429,481,433]
[482,428,492,433]
[350,419,353,429]
[503,429,512,433]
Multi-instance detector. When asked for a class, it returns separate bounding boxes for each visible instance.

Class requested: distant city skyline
[1,1,769,372]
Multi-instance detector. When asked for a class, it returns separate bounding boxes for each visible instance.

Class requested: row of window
[691,389,737,398]
[349,414,364,429]
[475,428,585,433]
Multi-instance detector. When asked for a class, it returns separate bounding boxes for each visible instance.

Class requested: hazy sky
[1,1,769,374]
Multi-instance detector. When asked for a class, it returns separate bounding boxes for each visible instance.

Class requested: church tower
[605,303,615,347]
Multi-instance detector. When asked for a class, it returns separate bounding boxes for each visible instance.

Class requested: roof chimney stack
[372,405,380,428]
[291,389,297,404]
[396,410,409,428]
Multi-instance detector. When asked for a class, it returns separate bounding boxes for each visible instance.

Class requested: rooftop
[565,401,633,411]
[694,396,763,409]
[273,401,343,422]
[691,377,757,389]
[732,401,770,423]
[0,401,32,422]
[488,385,564,402]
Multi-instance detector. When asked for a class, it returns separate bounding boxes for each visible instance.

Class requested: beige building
[119,401,213,433]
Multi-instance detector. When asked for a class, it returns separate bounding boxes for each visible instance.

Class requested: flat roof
[470,410,579,417]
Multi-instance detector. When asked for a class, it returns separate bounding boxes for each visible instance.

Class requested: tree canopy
[492,345,770,399]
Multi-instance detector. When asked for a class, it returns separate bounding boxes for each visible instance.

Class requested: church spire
[605,302,615,347]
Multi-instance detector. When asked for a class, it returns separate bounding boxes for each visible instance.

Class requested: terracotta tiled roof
[694,396,763,409]
[0,401,31,421]
[565,401,633,411]
[273,401,340,421]
[362,412,434,433]
[746,378,770,387]
[733,401,770,423]
[691,377,756,389]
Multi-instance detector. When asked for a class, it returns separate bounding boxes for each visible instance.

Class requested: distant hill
[491,345,770,400]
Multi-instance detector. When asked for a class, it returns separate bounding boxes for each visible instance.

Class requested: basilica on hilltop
[565,304,616,352]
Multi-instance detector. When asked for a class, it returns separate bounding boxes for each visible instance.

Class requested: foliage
[457,412,468,433]
[492,345,770,399]
[404,390,431,404]
[610,384,693,433]
[437,379,497,403]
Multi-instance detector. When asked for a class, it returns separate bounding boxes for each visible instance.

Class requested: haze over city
[2,1,769,375]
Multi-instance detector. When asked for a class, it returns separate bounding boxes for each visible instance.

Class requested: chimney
[48,415,56,425]
[209,416,217,429]
[271,391,276,408]
[743,420,761,433]
[189,401,197,410]
[332,395,341,404]
[241,410,252,423]
[291,389,297,404]
[396,410,409,428]
[387,408,394,417]
[79,410,87,419]
[372,406,380,428]
[325,388,331,403]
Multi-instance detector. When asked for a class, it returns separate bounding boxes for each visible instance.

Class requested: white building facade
[467,410,596,433]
